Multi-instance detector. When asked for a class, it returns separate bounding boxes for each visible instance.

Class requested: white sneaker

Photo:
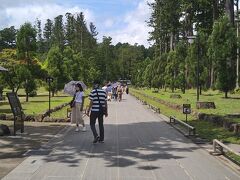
[75,127,79,132]
[82,126,86,132]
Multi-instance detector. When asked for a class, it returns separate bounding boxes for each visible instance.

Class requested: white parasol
[64,81,87,96]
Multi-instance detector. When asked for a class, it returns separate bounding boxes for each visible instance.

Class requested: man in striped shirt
[87,80,108,143]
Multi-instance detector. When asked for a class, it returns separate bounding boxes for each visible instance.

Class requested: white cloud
[0,0,154,47]
[104,19,114,28]
[1,4,94,29]
[0,0,53,8]
[104,0,153,47]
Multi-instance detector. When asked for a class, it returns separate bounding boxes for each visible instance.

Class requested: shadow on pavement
[41,121,199,170]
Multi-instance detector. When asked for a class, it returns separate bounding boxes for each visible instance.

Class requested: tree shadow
[0,109,12,114]
[201,94,214,97]
[221,97,240,100]
[28,100,49,103]
[0,102,10,106]
[0,124,65,159]
[55,95,70,98]
[39,121,199,170]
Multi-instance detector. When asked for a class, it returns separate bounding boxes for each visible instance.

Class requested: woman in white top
[71,83,86,132]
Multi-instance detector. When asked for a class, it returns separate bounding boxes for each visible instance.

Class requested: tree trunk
[182,87,185,94]
[225,91,228,98]
[225,0,235,25]
[25,79,29,102]
[170,32,174,51]
[200,84,202,95]
[210,65,214,88]
[26,92,29,102]
[212,0,219,21]
[182,79,186,94]
[16,85,20,93]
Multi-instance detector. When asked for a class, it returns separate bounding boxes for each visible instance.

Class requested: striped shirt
[89,89,107,112]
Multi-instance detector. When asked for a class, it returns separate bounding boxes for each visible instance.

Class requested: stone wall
[198,113,240,134]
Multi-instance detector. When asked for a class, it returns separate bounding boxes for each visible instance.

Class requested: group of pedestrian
[105,83,129,102]
[70,80,130,144]
[70,80,108,144]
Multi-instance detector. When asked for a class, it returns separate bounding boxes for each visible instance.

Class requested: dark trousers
[90,111,104,141]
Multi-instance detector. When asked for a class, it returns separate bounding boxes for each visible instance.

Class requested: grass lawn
[130,89,240,144]
[133,88,240,117]
[0,95,72,115]
[0,88,91,118]
[226,152,240,165]
[0,88,72,115]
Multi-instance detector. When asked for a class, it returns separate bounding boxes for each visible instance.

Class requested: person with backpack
[112,86,118,101]
[87,80,108,143]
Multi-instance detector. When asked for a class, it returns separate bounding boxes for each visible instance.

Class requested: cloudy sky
[0,0,153,47]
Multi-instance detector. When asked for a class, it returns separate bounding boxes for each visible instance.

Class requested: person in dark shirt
[87,80,108,143]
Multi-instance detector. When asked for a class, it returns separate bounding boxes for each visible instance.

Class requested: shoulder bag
[96,89,107,115]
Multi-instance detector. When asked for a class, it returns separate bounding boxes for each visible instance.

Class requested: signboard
[7,92,24,135]
[183,104,191,114]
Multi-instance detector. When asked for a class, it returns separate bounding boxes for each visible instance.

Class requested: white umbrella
[64,81,87,96]
[111,82,119,88]
[102,86,107,91]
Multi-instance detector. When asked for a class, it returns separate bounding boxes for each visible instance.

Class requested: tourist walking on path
[87,80,108,143]
[112,86,118,101]
[126,85,129,94]
[117,85,123,102]
[71,83,86,132]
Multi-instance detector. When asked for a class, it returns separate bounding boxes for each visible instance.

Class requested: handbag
[70,94,76,108]
[96,89,107,115]
[70,100,75,108]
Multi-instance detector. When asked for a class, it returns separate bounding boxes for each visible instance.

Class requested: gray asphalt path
[3,95,240,180]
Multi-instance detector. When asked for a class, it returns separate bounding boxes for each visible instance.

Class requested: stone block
[25,115,35,121]
[170,94,182,99]
[196,102,216,109]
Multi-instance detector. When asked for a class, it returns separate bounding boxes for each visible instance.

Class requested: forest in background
[0,12,153,101]
[0,0,240,101]
[145,0,239,98]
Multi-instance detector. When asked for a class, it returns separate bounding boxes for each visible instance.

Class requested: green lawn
[0,88,71,115]
[131,89,240,144]
[134,88,240,116]
[226,152,240,165]
[0,88,91,118]
[3,87,48,96]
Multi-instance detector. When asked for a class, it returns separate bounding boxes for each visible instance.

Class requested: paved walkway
[3,95,240,180]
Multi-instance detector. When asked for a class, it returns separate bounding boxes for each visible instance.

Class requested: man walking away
[87,80,108,143]
[126,85,129,94]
